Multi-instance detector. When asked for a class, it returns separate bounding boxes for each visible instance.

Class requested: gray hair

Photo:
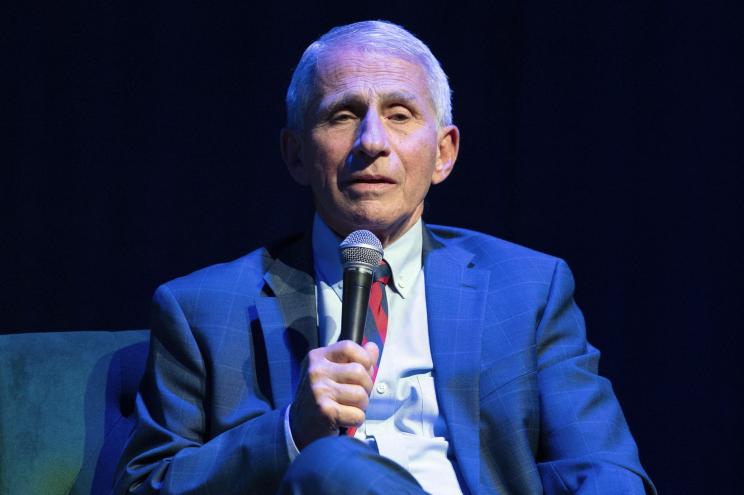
[285,20,452,131]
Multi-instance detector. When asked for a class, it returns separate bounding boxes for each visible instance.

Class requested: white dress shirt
[284,215,463,495]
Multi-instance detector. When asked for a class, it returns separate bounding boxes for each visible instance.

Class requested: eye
[386,106,413,122]
[330,111,356,124]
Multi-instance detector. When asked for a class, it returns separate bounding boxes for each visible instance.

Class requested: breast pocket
[391,374,441,438]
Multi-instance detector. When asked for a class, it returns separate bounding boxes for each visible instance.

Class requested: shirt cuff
[284,403,300,462]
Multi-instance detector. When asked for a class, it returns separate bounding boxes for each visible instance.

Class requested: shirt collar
[312,213,423,300]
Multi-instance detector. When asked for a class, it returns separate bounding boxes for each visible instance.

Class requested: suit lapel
[424,226,490,495]
[255,232,318,409]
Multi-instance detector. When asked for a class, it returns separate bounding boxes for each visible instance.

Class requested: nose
[353,109,390,159]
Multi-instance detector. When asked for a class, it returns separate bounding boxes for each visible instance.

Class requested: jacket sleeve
[535,260,657,495]
[113,284,290,495]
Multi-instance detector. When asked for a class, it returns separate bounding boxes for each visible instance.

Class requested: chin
[345,210,396,232]
[323,202,412,241]
[341,219,387,236]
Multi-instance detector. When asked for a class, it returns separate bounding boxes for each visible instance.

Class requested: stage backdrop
[5,2,742,493]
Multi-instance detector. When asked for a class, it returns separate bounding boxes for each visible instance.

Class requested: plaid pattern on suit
[114,225,655,494]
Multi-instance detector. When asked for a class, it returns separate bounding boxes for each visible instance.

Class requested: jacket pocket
[479,345,536,400]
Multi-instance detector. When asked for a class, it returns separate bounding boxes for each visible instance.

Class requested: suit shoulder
[155,245,273,306]
[427,225,576,305]
[429,224,558,262]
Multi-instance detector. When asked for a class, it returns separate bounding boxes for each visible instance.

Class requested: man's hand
[289,340,379,450]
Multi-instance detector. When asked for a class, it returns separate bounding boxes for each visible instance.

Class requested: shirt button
[376,382,388,394]
[397,279,405,288]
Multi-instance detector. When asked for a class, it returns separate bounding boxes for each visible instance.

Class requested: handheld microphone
[338,230,384,344]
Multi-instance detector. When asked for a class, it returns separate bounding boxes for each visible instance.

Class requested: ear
[431,125,460,185]
[280,127,309,186]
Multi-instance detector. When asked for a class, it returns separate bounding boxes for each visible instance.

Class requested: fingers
[325,382,370,412]
[304,380,369,429]
[317,398,367,428]
[325,340,377,371]
[290,340,380,449]
[325,361,373,393]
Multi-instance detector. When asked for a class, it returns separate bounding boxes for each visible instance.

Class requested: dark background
[4,1,743,493]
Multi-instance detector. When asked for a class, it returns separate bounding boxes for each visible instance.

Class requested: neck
[319,208,423,248]
[371,216,420,248]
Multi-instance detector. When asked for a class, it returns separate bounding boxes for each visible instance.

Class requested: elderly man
[115,20,655,495]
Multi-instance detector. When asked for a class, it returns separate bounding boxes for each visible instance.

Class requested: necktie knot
[373,260,392,286]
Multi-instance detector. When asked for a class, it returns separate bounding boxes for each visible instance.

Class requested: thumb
[362,341,380,375]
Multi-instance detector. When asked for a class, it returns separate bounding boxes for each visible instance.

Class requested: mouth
[345,175,396,186]
[344,175,397,194]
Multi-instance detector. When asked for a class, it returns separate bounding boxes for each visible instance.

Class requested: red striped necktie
[347,259,391,437]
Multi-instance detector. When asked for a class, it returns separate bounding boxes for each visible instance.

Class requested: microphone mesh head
[339,230,384,268]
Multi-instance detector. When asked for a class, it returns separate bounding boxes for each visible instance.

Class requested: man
[115,20,655,494]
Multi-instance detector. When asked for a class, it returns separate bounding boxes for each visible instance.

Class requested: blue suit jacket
[114,225,655,494]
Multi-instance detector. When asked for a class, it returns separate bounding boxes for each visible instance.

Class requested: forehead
[312,48,432,107]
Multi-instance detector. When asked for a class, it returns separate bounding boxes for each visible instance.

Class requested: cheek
[402,143,438,185]
[313,144,351,180]
[307,154,338,189]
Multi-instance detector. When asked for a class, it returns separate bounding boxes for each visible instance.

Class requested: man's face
[282,48,459,246]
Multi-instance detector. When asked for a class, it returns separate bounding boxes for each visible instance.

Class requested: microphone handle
[340,267,373,344]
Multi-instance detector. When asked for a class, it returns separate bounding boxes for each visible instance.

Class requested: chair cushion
[0,329,149,494]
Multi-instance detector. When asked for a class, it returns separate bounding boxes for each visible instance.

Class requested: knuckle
[310,381,328,399]
[318,400,337,420]
[308,347,327,363]
[337,340,356,354]
[349,362,366,377]
[307,366,323,382]
[308,348,321,359]
[356,390,369,409]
